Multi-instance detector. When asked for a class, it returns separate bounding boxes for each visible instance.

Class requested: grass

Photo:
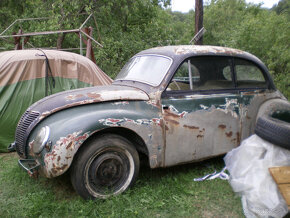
[0,152,243,218]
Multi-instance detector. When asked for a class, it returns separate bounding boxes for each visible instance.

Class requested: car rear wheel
[70,134,140,199]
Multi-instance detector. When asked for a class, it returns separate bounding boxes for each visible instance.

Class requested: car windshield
[115,55,172,86]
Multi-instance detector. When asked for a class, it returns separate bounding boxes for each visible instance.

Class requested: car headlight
[32,126,50,154]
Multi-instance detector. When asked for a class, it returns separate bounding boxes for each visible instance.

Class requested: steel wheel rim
[84,147,135,198]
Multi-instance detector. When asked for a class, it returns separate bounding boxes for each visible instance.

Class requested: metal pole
[188,60,193,90]
[0,29,80,38]
[80,29,103,48]
[189,27,206,44]
[0,17,50,36]
[79,14,93,30]
[0,19,19,36]
[27,42,35,48]
[17,17,50,21]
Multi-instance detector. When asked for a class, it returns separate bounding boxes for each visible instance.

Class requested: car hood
[28,85,149,118]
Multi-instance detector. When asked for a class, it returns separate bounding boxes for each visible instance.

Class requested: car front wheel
[70,134,140,199]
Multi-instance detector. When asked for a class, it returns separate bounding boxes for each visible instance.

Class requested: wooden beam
[269,166,290,210]
[195,0,204,45]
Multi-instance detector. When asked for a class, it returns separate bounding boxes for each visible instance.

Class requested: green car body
[15,45,285,199]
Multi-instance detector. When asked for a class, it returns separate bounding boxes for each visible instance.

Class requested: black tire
[70,134,140,199]
[255,108,290,150]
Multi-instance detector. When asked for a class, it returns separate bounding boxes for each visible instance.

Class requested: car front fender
[27,100,163,178]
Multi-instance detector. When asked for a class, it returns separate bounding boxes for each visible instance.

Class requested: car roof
[137,45,260,62]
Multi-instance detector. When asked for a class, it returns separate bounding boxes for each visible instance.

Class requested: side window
[167,56,234,91]
[167,60,199,91]
[234,59,266,88]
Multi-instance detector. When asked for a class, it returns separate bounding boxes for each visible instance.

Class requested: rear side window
[234,59,266,88]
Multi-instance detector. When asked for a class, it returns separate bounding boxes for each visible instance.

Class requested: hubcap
[87,149,130,195]
[92,153,124,187]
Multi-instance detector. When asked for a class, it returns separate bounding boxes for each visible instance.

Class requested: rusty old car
[15,45,286,199]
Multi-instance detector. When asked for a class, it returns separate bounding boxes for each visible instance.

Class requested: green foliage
[272,0,290,17]
[0,0,288,98]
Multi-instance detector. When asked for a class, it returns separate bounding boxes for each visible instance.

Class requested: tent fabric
[0,49,112,152]
[0,49,112,86]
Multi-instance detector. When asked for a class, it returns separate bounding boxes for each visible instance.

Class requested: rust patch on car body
[183,125,199,130]
[65,94,85,101]
[86,92,102,99]
[172,45,246,56]
[236,132,241,145]
[43,131,90,178]
[163,98,241,167]
[226,131,233,137]
[165,119,179,125]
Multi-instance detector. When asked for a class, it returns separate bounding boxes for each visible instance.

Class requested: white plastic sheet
[224,134,290,218]
[193,167,229,181]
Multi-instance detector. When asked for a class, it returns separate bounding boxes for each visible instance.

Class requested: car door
[161,56,241,167]
[233,58,274,141]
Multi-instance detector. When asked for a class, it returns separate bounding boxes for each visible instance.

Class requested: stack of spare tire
[255,99,290,150]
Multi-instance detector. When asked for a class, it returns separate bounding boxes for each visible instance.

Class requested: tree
[272,0,290,17]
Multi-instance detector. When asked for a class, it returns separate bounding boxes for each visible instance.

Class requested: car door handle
[162,105,169,110]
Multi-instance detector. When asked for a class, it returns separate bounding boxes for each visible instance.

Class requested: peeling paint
[43,131,90,177]
[216,98,239,118]
[87,92,101,99]
[146,100,160,108]
[99,117,161,127]
[173,45,246,56]
[162,96,241,166]
[165,105,188,118]
[65,94,85,101]
[111,101,129,105]
[200,104,209,110]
